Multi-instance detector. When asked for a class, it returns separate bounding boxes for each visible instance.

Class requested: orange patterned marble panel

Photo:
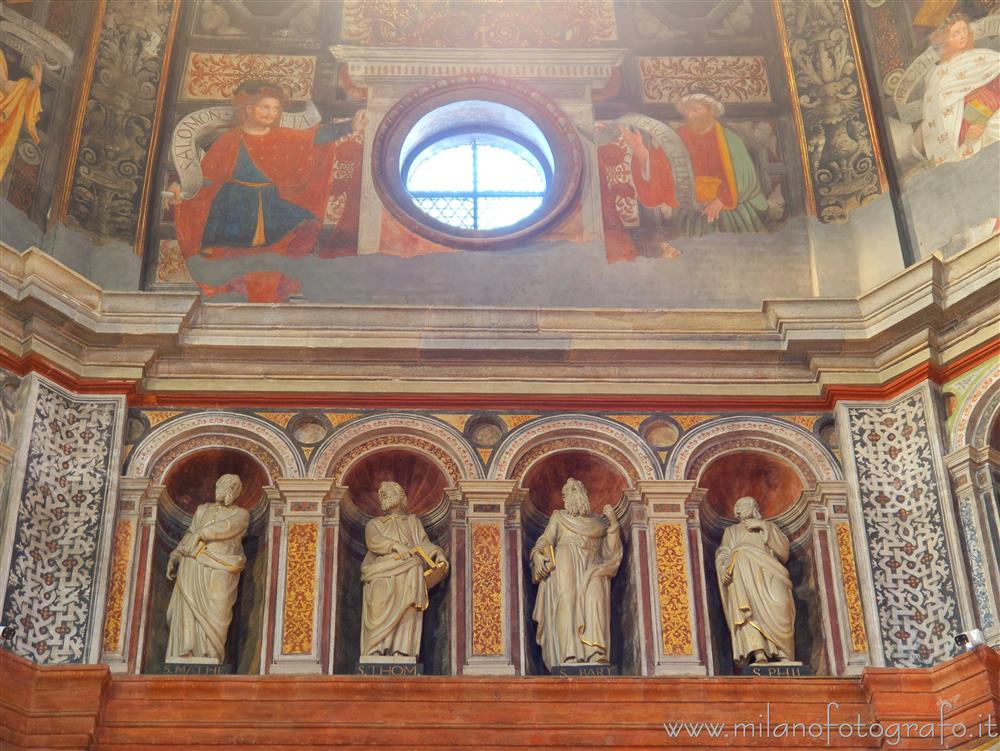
[324,412,364,428]
[143,410,183,427]
[501,414,540,430]
[654,523,693,657]
[471,524,503,656]
[431,413,473,433]
[102,520,133,653]
[836,522,868,654]
[674,415,716,431]
[783,415,821,431]
[255,411,295,428]
[281,524,319,655]
[605,414,649,430]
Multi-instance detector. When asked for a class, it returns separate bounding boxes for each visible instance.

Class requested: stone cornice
[0,238,996,402]
[330,46,626,88]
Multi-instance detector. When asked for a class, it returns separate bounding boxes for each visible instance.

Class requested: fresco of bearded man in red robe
[166,80,366,260]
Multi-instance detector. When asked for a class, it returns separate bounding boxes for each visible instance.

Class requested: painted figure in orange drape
[166,80,366,259]
[0,50,43,180]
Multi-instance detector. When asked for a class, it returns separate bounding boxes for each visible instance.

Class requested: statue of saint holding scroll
[166,473,248,664]
[360,481,448,660]
[530,478,622,670]
[716,496,796,667]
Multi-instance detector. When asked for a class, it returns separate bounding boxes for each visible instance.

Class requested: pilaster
[269,478,339,674]
[805,482,869,676]
[456,479,518,675]
[945,445,1000,647]
[101,478,165,674]
[639,480,711,676]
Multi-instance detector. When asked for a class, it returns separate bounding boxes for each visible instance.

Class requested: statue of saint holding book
[359,481,448,661]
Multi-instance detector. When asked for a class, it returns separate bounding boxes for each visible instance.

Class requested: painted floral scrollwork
[65,0,173,243]
[779,0,883,224]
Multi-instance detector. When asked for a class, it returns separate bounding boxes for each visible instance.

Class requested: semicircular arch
[488,414,661,483]
[951,366,1000,451]
[309,412,482,483]
[127,411,304,483]
[666,416,841,484]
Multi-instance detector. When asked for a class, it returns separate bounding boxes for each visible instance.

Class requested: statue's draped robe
[174,119,353,259]
[715,519,794,664]
[166,503,249,662]
[360,514,444,658]
[921,48,1000,164]
[531,510,622,668]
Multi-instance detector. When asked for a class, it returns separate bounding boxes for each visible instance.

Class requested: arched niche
[950,367,1000,452]
[517,449,637,676]
[143,447,271,675]
[332,448,454,675]
[695,450,825,676]
[490,414,661,483]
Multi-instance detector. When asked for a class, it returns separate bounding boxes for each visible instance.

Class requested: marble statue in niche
[715,495,796,668]
[530,478,622,671]
[360,481,448,662]
[165,473,249,664]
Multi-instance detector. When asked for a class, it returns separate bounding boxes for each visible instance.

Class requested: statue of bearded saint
[166,473,249,664]
[530,478,623,670]
[716,496,796,667]
[360,481,448,660]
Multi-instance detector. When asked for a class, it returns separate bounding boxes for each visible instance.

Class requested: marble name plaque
[739,663,813,677]
[160,662,233,675]
[358,661,424,676]
[552,664,618,676]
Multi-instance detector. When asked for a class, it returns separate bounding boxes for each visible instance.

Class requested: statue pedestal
[161,658,233,675]
[551,664,618,676]
[358,656,423,676]
[738,662,812,677]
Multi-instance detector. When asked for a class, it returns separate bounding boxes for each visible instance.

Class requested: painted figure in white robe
[530,478,622,670]
[715,496,795,667]
[166,473,249,663]
[921,14,1000,165]
[360,480,448,659]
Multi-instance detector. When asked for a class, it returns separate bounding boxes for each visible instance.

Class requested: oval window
[405,134,548,230]
[371,75,583,250]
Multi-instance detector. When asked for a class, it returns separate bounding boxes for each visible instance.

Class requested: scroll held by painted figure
[530,478,622,672]
[715,496,798,670]
[360,481,449,662]
[165,79,366,261]
[165,473,249,665]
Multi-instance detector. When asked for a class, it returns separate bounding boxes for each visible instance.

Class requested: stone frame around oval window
[371,74,584,251]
